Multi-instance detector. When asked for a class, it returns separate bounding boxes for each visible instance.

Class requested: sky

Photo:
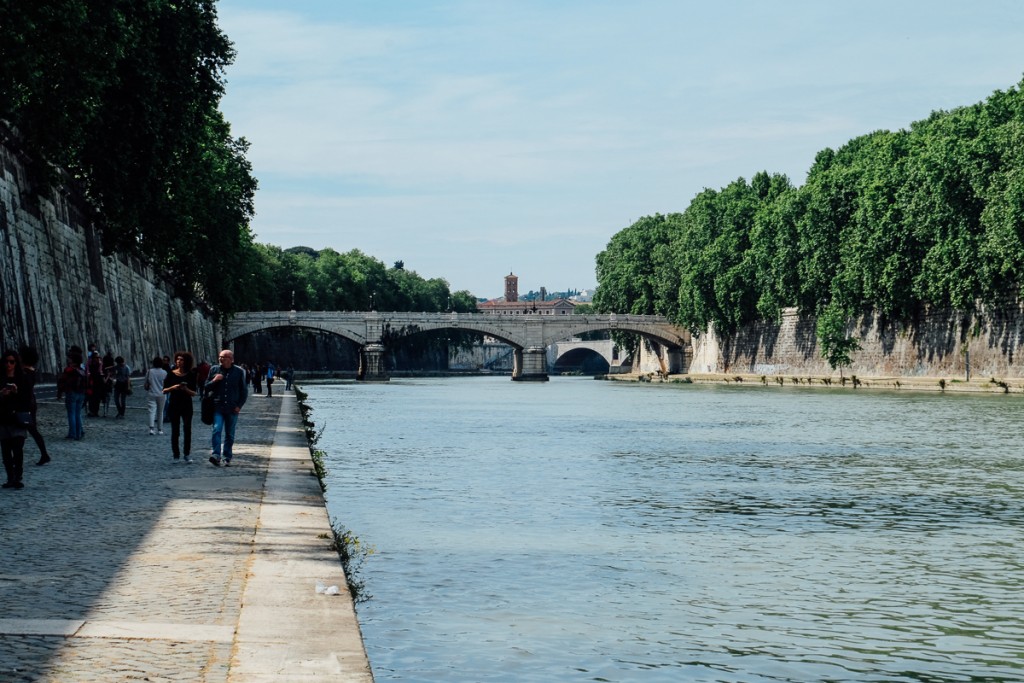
[215,1,1024,300]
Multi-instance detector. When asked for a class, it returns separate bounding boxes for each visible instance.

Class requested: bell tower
[504,272,519,303]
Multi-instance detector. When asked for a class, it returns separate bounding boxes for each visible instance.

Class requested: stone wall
[449,342,515,371]
[0,131,218,379]
[684,305,1024,379]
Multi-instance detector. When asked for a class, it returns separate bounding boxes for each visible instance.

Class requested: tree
[592,76,1024,354]
[0,0,257,315]
[816,302,860,378]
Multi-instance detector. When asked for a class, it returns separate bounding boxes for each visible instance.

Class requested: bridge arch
[225,319,369,346]
[551,347,612,375]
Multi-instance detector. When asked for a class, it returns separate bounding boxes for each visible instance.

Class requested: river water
[308,377,1024,682]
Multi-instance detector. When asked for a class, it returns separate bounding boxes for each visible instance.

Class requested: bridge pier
[512,347,549,382]
[357,343,389,382]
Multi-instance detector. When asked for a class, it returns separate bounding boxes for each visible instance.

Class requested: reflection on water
[311,378,1024,682]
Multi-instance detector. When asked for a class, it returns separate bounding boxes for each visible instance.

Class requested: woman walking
[0,349,32,489]
[18,346,50,465]
[163,351,197,462]
[144,356,168,435]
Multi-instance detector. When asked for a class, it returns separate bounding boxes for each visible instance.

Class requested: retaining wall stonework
[682,305,1024,379]
[0,133,218,380]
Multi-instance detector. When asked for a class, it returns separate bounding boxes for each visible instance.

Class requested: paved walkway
[0,390,373,682]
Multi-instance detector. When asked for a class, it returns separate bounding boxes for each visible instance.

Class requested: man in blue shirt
[265,361,276,398]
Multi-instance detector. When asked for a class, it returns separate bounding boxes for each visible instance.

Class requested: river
[306,377,1024,682]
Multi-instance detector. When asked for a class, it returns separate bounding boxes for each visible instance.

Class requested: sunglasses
[4,359,16,365]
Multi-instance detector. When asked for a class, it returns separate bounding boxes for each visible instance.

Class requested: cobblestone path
[0,390,371,682]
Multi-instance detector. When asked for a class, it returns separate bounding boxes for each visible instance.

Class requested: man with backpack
[112,356,132,418]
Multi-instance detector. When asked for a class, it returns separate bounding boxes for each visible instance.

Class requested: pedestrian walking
[196,359,211,389]
[252,363,263,395]
[112,356,132,418]
[85,343,105,417]
[0,349,32,489]
[163,351,197,462]
[266,361,275,397]
[284,366,293,391]
[101,350,115,416]
[18,345,50,465]
[56,347,87,440]
[206,349,247,467]
[144,356,168,435]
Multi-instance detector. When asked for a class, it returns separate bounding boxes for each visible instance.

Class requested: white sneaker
[157,430,165,435]
[149,427,155,435]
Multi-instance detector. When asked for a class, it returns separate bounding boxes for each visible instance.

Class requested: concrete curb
[230,395,373,682]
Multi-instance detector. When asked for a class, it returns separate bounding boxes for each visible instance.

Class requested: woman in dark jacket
[162,351,197,462]
[19,345,50,465]
[1,349,33,489]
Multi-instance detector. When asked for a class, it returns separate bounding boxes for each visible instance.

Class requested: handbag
[15,411,33,428]
[200,392,215,425]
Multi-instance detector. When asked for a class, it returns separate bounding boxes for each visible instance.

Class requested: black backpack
[76,368,89,393]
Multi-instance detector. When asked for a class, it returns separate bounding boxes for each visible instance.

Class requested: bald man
[206,349,248,467]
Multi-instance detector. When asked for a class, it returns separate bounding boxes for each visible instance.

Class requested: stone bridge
[225,311,691,381]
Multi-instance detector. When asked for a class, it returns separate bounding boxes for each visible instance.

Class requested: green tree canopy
[594,77,1024,347]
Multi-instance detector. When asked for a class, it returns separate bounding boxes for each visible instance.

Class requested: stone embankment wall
[0,131,218,380]
[449,342,515,371]
[671,305,1024,379]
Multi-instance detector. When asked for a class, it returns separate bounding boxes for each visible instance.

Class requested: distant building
[476,272,577,316]
[504,272,518,303]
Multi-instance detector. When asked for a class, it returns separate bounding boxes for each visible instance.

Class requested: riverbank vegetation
[594,78,1024,346]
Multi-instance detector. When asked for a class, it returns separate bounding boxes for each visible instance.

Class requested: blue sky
[216,1,1024,299]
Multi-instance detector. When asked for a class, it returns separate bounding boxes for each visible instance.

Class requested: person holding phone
[163,351,197,462]
[0,349,32,489]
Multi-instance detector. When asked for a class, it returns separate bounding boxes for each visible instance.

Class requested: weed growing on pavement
[330,519,375,603]
[294,385,374,603]
[294,385,328,490]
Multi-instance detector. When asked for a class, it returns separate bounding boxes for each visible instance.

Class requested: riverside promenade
[0,390,373,682]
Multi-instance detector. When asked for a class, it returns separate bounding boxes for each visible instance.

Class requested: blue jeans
[211,410,239,461]
[65,392,85,439]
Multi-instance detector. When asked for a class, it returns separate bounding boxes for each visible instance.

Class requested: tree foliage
[816,301,860,376]
[243,247,476,314]
[0,0,256,314]
[594,78,1024,347]
[243,247,482,354]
